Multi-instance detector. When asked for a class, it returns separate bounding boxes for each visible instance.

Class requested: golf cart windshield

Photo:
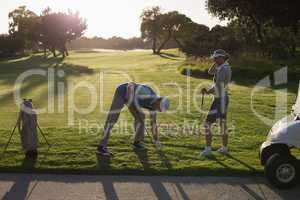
[293,84,300,115]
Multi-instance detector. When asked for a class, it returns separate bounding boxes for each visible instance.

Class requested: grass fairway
[0,49,298,176]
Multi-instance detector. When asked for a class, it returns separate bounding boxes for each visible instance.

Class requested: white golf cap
[159,97,170,112]
[210,49,229,59]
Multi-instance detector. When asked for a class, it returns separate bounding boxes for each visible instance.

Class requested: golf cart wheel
[265,153,299,189]
[260,144,290,166]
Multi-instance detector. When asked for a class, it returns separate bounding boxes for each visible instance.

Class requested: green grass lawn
[0,49,298,176]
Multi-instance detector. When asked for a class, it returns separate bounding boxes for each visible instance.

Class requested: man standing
[96,82,170,156]
[201,49,232,156]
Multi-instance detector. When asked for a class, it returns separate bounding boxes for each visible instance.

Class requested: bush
[179,53,300,81]
[179,25,242,57]
[0,34,24,57]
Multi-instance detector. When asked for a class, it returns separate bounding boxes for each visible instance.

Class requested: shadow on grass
[226,154,258,173]
[73,50,103,54]
[206,154,260,175]
[158,52,182,60]
[156,148,173,170]
[0,54,95,105]
[0,54,94,80]
[207,154,232,170]
[207,154,260,175]
[0,133,262,177]
[133,146,172,173]
[96,155,111,171]
[0,54,63,71]
[160,52,180,58]
[134,148,177,200]
[163,143,200,151]
[21,156,38,170]
[134,149,151,170]
[0,54,27,61]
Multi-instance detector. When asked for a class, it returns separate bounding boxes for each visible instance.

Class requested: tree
[140,6,163,54]
[141,8,193,54]
[178,24,242,57]
[37,9,87,57]
[8,6,37,35]
[176,23,210,56]
[206,0,300,57]
[157,11,193,54]
[6,6,87,57]
[0,34,24,57]
[207,0,268,44]
[8,6,39,50]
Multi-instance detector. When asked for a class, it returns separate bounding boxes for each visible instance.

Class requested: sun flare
[0,0,226,38]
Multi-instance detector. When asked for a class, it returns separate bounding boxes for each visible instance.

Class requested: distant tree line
[1,3,299,59]
[0,6,86,58]
[67,36,178,50]
[0,34,24,56]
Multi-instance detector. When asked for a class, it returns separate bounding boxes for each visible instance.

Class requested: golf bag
[17,99,38,157]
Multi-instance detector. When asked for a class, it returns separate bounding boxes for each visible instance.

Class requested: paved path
[0,173,299,200]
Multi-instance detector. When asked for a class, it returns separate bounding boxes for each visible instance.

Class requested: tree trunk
[173,36,184,50]
[254,22,266,55]
[157,30,172,54]
[291,27,298,57]
[250,15,267,56]
[43,46,47,58]
[64,44,69,56]
[51,47,56,57]
[249,15,264,43]
[292,43,296,57]
[152,38,157,54]
[59,45,65,58]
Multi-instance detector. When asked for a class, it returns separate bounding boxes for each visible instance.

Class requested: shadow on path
[0,173,299,200]
[96,155,111,171]
[2,157,37,200]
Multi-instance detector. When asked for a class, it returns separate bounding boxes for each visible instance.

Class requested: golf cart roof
[293,83,300,115]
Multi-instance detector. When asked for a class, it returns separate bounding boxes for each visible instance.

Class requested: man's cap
[159,97,170,112]
[210,49,229,60]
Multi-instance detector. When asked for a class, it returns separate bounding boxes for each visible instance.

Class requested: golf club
[136,113,162,150]
[145,123,161,150]
[201,92,205,109]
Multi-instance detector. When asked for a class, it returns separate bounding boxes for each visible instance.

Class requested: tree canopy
[206,0,300,58]
[140,7,194,54]
[37,8,87,57]
[6,6,87,58]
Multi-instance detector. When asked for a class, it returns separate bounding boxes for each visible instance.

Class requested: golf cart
[259,85,300,189]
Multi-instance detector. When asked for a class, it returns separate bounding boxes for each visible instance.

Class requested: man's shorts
[206,96,229,123]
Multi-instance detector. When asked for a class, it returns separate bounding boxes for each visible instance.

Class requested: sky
[0,0,227,39]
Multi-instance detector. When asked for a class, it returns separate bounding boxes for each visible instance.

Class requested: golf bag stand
[2,121,18,154]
